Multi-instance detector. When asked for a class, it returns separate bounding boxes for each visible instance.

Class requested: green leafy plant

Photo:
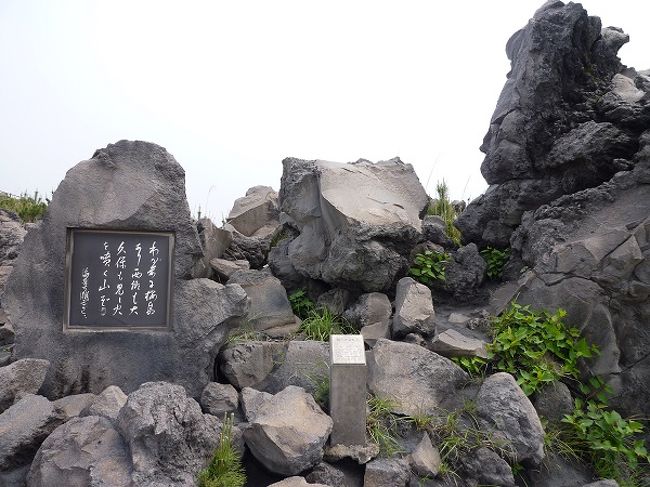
[298,307,353,341]
[409,250,449,285]
[561,399,650,485]
[451,356,488,379]
[427,180,462,246]
[0,191,48,223]
[480,246,511,280]
[198,413,246,487]
[288,289,316,319]
[487,303,597,396]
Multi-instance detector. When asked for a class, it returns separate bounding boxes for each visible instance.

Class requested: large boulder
[244,385,333,476]
[26,415,133,487]
[228,269,299,336]
[510,134,650,421]
[0,358,49,413]
[3,141,249,398]
[456,1,644,247]
[476,373,545,466]
[116,381,221,487]
[343,292,392,345]
[279,157,429,292]
[0,395,62,471]
[226,185,280,238]
[367,339,468,416]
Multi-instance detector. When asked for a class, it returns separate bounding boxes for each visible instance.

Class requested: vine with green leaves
[480,246,510,280]
[408,250,449,286]
[452,302,650,485]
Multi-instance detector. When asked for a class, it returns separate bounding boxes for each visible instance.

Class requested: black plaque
[64,229,174,330]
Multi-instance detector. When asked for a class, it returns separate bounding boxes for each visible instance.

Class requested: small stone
[460,447,515,487]
[392,277,436,338]
[240,387,273,422]
[81,385,127,421]
[363,458,410,487]
[429,329,488,359]
[533,381,574,423]
[53,393,96,421]
[409,432,441,477]
[323,443,379,465]
[306,462,346,486]
[268,477,329,487]
[447,312,470,324]
[200,382,239,417]
[209,258,250,280]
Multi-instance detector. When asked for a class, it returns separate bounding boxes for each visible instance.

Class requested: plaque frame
[63,228,175,332]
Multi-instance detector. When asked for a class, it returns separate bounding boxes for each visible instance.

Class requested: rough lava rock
[3,141,250,398]
[116,381,221,487]
[226,185,280,238]
[244,385,333,476]
[477,372,545,466]
[80,385,127,422]
[391,277,436,338]
[456,1,641,247]
[0,209,26,300]
[367,339,468,416]
[26,415,133,487]
[279,157,429,292]
[0,358,49,413]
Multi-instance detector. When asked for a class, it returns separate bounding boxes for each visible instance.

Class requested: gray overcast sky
[1,1,648,221]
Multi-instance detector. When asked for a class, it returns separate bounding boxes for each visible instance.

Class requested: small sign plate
[330,334,366,365]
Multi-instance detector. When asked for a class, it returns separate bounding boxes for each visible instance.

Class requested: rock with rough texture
[432,243,487,302]
[117,381,221,487]
[279,157,429,292]
[0,395,62,471]
[456,2,642,247]
[227,186,279,238]
[343,292,392,345]
[220,341,329,395]
[80,385,127,421]
[200,382,239,417]
[527,452,593,487]
[240,387,273,422]
[26,415,133,487]
[511,133,650,421]
[392,277,436,338]
[477,373,545,466]
[219,341,286,390]
[409,432,441,477]
[422,215,455,248]
[363,458,410,487]
[0,358,49,413]
[323,443,379,465]
[223,223,272,269]
[582,481,619,487]
[210,257,250,281]
[0,209,26,299]
[197,218,232,273]
[460,447,515,487]
[367,339,468,416]
[228,269,299,335]
[306,462,346,487]
[268,477,330,487]
[533,381,574,423]
[244,385,333,476]
[53,393,96,421]
[429,328,488,359]
[316,288,352,316]
[3,141,249,398]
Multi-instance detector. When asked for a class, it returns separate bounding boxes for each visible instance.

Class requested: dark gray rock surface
[3,141,248,398]
[0,358,49,413]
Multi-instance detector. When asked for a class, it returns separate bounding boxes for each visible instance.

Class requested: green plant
[225,324,269,345]
[198,413,246,487]
[561,399,650,485]
[488,303,597,396]
[427,180,462,246]
[298,307,353,341]
[480,246,511,280]
[0,191,48,223]
[451,356,488,379]
[409,250,449,285]
[366,395,406,456]
[306,369,330,411]
[270,228,291,248]
[288,289,316,319]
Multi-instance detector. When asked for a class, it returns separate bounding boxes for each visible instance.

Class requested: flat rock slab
[429,328,488,359]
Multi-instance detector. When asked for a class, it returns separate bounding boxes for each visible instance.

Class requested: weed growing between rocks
[298,307,353,341]
[480,246,510,280]
[198,413,246,487]
[409,250,449,285]
[288,289,316,319]
[0,191,48,222]
[427,180,462,246]
[453,302,650,485]
[366,395,406,457]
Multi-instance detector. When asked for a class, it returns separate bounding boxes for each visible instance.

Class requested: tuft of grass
[299,307,354,341]
[198,413,246,487]
[366,395,406,457]
[0,191,48,223]
[427,180,462,246]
